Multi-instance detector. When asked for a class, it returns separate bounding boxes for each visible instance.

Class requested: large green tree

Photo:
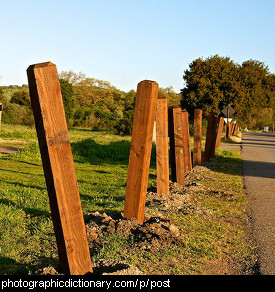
[10,89,31,107]
[181,55,275,128]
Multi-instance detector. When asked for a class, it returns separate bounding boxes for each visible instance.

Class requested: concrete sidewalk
[242,132,275,275]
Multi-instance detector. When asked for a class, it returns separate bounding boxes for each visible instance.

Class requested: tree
[59,78,75,125]
[59,70,130,130]
[0,87,7,105]
[114,89,135,135]
[158,86,181,107]
[181,55,238,117]
[59,70,86,86]
[236,60,274,125]
[10,89,31,107]
[181,55,275,128]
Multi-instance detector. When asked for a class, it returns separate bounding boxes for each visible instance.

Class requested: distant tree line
[1,55,274,134]
[0,72,181,135]
[181,55,275,129]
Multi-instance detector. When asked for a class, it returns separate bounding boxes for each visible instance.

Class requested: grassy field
[0,124,255,275]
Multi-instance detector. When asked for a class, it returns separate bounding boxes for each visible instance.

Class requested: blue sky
[0,0,274,92]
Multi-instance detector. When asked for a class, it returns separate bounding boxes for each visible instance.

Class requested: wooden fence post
[226,121,231,140]
[123,80,158,224]
[228,122,231,137]
[232,123,237,135]
[182,111,192,171]
[203,113,217,162]
[210,115,218,158]
[193,109,202,167]
[168,106,185,186]
[215,117,224,149]
[27,62,93,275]
[156,98,169,195]
[229,122,233,137]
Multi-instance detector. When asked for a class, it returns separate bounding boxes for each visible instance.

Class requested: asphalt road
[0,146,23,155]
[242,132,275,275]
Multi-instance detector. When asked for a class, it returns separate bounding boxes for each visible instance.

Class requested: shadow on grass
[0,180,45,191]
[0,198,51,218]
[0,256,60,275]
[71,138,157,166]
[202,150,243,176]
[0,257,29,275]
[71,138,131,165]
[206,147,275,179]
[0,167,44,177]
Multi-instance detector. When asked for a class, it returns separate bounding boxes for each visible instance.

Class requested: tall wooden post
[227,122,231,137]
[226,121,230,139]
[232,123,237,135]
[229,122,233,137]
[156,98,169,195]
[203,113,217,162]
[123,80,158,224]
[168,106,185,186]
[193,109,202,167]
[210,115,218,158]
[215,117,224,149]
[182,111,192,171]
[27,62,93,275]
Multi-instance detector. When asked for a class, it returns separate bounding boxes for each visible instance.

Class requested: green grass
[0,124,254,275]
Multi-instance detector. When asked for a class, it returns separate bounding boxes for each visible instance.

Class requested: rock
[169,224,180,237]
[93,259,143,275]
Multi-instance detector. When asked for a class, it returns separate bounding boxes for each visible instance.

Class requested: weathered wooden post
[231,122,234,136]
[215,117,224,149]
[232,123,237,135]
[123,80,158,224]
[193,109,202,167]
[168,106,185,186]
[210,115,218,158]
[226,121,231,139]
[27,62,93,275]
[203,113,217,162]
[156,98,169,195]
[182,111,192,171]
[227,122,231,137]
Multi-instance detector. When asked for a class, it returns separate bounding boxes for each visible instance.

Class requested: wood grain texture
[226,122,232,140]
[215,117,224,149]
[123,80,159,224]
[156,98,169,195]
[232,123,237,135]
[209,115,218,158]
[168,106,185,186]
[193,109,202,166]
[181,111,192,171]
[27,62,93,275]
[203,113,217,162]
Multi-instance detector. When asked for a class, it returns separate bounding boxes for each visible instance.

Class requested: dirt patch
[146,182,212,218]
[37,165,249,275]
[85,211,183,253]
